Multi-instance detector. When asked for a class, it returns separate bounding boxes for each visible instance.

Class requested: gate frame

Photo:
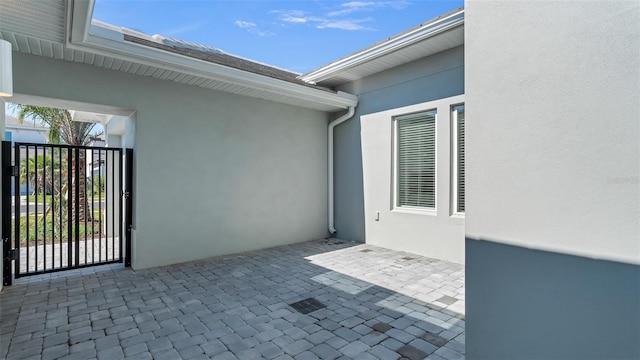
[124,148,133,268]
[2,141,12,286]
[2,141,133,286]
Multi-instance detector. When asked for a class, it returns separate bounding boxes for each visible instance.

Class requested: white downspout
[328,106,356,235]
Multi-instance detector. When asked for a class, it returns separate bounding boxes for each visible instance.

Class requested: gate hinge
[9,165,18,177]
[122,190,130,199]
[6,249,16,261]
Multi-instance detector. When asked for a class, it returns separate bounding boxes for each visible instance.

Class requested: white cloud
[283,16,308,23]
[387,1,411,10]
[272,9,374,31]
[316,18,373,31]
[234,20,274,36]
[328,2,375,16]
[271,10,311,24]
[235,20,256,29]
[328,1,410,16]
[271,1,409,31]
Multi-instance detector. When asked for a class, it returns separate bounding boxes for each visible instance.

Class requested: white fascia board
[67,1,357,110]
[68,0,94,44]
[300,10,464,84]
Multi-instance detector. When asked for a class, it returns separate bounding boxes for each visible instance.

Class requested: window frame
[392,109,438,215]
[451,103,465,215]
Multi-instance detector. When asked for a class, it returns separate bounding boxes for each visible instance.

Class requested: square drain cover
[436,295,458,305]
[289,298,326,315]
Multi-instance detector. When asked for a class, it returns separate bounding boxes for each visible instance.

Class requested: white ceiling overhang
[0,0,357,112]
[300,9,465,88]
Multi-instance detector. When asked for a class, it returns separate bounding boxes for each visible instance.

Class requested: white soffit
[0,1,66,43]
[300,9,464,88]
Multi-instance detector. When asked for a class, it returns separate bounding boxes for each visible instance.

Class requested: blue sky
[93,0,464,73]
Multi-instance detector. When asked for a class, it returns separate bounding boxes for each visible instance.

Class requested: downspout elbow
[328,105,356,236]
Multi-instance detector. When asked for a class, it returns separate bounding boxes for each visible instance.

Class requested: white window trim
[451,103,465,218]
[392,109,438,215]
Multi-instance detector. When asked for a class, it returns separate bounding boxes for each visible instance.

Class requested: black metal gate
[2,141,133,285]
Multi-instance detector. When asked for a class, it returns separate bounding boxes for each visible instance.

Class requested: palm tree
[16,105,97,222]
[19,155,61,195]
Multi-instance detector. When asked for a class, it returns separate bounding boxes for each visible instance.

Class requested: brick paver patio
[0,239,465,360]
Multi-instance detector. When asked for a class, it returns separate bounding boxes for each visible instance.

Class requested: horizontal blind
[455,105,465,213]
[396,111,436,208]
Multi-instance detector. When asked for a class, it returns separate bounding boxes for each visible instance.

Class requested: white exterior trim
[300,10,464,84]
[451,103,465,217]
[328,106,356,235]
[392,109,438,213]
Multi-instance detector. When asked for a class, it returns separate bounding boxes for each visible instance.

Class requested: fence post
[2,141,13,286]
[124,149,133,268]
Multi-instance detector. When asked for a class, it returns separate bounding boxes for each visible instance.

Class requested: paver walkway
[0,239,465,360]
[17,238,121,274]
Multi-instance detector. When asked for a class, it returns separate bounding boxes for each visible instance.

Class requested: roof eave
[66,0,357,111]
[299,8,465,84]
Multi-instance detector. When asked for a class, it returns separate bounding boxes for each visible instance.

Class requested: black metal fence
[2,141,133,285]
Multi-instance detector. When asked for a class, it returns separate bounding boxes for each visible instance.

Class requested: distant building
[4,114,49,145]
[5,114,49,195]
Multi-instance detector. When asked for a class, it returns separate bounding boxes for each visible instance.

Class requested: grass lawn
[13,209,105,246]
[26,193,105,204]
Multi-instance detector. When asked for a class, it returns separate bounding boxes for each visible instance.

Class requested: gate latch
[122,190,131,199]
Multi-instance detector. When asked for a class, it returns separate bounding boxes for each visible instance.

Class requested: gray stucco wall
[466,239,640,359]
[360,95,465,263]
[334,45,464,242]
[12,52,329,269]
[465,1,639,358]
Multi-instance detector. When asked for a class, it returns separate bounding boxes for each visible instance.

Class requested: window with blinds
[395,110,436,209]
[453,105,465,213]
